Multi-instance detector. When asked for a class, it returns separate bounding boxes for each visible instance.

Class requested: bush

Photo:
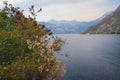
[0,1,65,80]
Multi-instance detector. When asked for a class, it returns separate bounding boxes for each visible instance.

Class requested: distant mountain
[38,20,99,34]
[84,5,120,34]
[38,11,112,34]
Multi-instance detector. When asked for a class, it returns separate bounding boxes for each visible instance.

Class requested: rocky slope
[85,5,120,34]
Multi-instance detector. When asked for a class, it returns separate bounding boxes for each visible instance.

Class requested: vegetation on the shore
[0,1,65,80]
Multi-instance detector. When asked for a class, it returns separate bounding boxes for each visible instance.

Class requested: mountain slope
[38,10,112,34]
[38,20,99,34]
[85,5,120,34]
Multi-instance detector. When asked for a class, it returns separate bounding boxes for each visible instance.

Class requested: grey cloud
[18,0,87,8]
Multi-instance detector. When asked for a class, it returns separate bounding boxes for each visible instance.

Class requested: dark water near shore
[56,34,120,80]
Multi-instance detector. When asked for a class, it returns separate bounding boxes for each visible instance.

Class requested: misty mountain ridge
[38,11,112,34]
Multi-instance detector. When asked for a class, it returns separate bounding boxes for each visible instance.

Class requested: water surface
[56,34,120,80]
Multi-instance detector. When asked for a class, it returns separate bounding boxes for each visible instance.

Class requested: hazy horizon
[0,0,120,22]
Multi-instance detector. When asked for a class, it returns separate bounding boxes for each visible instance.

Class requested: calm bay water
[56,34,120,80]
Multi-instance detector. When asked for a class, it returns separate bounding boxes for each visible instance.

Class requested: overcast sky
[0,0,120,21]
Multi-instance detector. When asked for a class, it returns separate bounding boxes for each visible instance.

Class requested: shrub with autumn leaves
[0,1,65,80]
